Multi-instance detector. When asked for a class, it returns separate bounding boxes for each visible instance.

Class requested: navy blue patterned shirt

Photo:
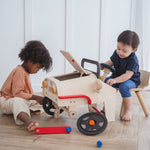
[110,50,140,87]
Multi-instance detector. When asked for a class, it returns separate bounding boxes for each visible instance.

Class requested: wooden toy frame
[42,50,116,135]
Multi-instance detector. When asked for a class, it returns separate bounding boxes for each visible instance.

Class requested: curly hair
[18,40,52,72]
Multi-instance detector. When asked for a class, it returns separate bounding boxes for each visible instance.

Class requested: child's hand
[30,95,44,105]
[36,96,44,104]
[106,78,116,86]
[100,66,104,70]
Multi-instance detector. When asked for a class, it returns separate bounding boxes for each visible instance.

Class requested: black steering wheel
[100,63,115,72]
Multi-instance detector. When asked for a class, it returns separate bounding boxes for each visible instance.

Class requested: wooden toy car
[42,50,116,135]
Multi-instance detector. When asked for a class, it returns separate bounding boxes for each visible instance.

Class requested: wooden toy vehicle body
[42,50,116,135]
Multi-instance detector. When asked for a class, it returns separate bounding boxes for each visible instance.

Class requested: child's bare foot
[27,122,39,131]
[121,110,132,121]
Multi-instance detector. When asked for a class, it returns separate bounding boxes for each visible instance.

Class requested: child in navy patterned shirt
[102,30,140,121]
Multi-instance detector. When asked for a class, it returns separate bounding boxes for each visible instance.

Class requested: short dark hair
[18,40,52,72]
[117,30,140,49]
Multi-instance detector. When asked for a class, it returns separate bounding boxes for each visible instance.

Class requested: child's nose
[119,50,123,55]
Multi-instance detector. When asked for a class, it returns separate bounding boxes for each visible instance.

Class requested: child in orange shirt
[0,41,52,131]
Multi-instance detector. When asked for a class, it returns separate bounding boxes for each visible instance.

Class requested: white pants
[0,96,43,125]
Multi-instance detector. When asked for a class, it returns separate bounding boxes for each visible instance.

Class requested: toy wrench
[34,126,72,134]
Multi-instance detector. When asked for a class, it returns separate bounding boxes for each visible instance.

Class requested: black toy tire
[42,97,64,115]
[77,112,107,135]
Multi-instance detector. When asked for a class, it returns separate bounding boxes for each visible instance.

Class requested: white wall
[0,0,24,87]
[100,0,132,62]
[0,0,147,92]
[31,0,66,91]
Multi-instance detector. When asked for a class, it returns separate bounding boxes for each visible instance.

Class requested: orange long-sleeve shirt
[1,65,34,100]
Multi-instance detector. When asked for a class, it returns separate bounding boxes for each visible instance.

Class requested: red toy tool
[34,126,72,134]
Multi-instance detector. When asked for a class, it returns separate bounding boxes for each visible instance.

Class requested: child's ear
[132,48,137,52]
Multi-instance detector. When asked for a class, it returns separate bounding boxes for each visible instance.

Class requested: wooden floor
[0,91,150,150]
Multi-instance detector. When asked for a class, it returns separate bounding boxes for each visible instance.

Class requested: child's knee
[119,83,131,97]
[12,97,27,107]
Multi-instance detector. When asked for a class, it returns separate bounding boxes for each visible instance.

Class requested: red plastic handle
[58,94,92,104]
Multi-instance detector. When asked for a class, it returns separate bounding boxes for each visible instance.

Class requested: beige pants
[0,96,43,125]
